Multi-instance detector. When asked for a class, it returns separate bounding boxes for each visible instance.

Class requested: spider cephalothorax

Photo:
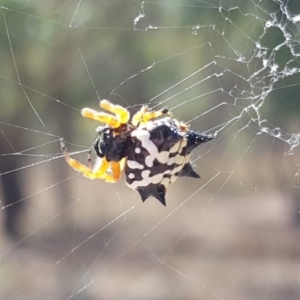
[93,124,133,161]
[60,100,213,205]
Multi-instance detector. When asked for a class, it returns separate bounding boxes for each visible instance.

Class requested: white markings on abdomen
[127,160,144,169]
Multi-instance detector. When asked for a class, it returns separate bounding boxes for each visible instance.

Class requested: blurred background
[0,0,300,299]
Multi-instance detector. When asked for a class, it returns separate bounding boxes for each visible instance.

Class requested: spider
[60,100,213,206]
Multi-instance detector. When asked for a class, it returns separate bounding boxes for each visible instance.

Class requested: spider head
[94,126,132,162]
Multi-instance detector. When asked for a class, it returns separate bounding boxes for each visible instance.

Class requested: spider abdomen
[124,118,211,206]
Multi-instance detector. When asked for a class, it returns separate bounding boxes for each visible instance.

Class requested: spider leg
[131,105,148,127]
[141,106,170,124]
[131,106,170,126]
[100,100,130,124]
[104,161,121,183]
[119,157,127,171]
[81,108,121,128]
[103,158,126,182]
[91,158,118,181]
[60,139,112,180]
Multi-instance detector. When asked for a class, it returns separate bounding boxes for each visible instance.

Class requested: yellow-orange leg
[90,159,123,183]
[104,161,121,183]
[131,105,148,127]
[104,157,126,182]
[60,139,122,183]
[140,106,170,125]
[100,100,130,124]
[132,106,170,126]
[81,108,121,128]
[119,157,127,172]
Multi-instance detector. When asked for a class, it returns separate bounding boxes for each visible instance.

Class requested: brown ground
[1,174,299,300]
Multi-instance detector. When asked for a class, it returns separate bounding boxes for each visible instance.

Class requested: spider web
[1,1,300,299]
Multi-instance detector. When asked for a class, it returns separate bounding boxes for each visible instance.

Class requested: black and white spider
[60,100,213,205]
